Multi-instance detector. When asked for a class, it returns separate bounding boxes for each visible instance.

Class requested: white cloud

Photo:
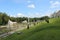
[16,13,26,17]
[27,0,31,3]
[50,1,60,8]
[28,12,41,18]
[8,14,16,17]
[42,10,54,17]
[34,13,41,17]
[44,12,52,17]
[50,1,53,4]
[10,12,52,18]
[16,13,41,18]
[27,4,35,8]
[9,13,27,17]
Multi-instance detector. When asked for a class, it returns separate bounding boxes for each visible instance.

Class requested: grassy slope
[2,18,60,40]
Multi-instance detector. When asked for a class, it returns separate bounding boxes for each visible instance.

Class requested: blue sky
[0,0,60,17]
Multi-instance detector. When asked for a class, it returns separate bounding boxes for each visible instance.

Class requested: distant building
[22,20,27,23]
[51,10,60,18]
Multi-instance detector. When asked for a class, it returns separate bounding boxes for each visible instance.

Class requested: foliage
[0,12,9,25]
[16,17,27,23]
[2,18,60,40]
[0,12,50,25]
[40,16,50,20]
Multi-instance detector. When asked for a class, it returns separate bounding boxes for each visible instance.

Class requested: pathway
[0,26,26,38]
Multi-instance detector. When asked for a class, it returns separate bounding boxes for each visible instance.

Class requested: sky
[0,0,60,17]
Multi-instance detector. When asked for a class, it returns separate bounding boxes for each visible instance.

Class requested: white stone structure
[7,20,17,31]
[22,20,27,23]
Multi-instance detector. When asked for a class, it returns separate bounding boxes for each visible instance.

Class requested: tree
[40,16,50,23]
[10,17,16,22]
[0,12,9,25]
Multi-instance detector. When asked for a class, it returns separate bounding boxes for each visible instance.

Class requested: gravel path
[0,26,26,38]
[0,23,35,38]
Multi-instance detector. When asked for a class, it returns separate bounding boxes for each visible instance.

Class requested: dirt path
[0,23,35,38]
[0,26,26,38]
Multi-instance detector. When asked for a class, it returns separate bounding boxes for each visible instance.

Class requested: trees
[16,17,27,23]
[40,16,50,23]
[0,12,9,25]
[40,16,49,20]
[10,17,16,22]
[0,12,50,25]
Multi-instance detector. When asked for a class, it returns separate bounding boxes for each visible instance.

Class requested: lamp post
[27,17,29,29]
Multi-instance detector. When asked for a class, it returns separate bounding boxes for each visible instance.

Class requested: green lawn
[1,18,60,40]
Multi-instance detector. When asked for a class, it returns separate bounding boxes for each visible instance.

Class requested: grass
[1,18,60,40]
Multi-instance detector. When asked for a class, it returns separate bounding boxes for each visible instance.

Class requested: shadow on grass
[30,24,60,34]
